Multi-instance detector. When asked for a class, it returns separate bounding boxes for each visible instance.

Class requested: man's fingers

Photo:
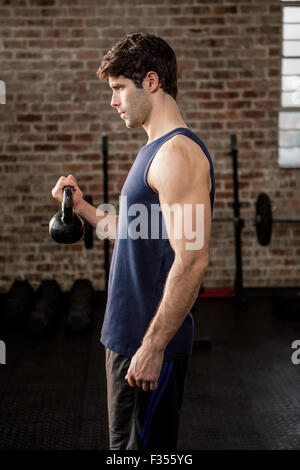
[125,370,158,391]
[68,174,77,184]
[62,176,76,189]
[142,381,150,392]
[125,373,151,390]
[150,381,158,391]
[52,175,76,199]
[125,373,136,388]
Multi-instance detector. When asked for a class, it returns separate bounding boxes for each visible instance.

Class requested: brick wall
[0,0,298,293]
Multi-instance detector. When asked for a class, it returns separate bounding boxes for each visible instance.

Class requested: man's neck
[143,94,188,145]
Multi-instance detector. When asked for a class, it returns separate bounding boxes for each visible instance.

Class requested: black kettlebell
[49,186,84,244]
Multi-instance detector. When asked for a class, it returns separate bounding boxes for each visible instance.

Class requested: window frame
[279,0,300,169]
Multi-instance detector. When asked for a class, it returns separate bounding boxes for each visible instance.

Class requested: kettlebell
[49,186,84,244]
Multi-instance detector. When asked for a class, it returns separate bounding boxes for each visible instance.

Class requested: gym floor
[1,289,300,450]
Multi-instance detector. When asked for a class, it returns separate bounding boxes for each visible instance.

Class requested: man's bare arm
[143,137,211,349]
[75,199,119,241]
[143,256,207,353]
[126,136,212,390]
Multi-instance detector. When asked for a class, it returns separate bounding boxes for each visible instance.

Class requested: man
[52,32,215,450]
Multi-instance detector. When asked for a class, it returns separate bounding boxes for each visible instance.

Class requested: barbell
[214,192,300,246]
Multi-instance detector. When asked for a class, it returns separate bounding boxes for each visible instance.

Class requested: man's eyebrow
[109,83,124,89]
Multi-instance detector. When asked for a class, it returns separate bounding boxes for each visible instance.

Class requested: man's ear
[143,71,160,93]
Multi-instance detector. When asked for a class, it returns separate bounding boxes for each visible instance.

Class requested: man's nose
[111,92,119,108]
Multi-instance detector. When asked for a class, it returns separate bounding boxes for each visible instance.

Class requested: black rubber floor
[1,290,300,450]
[179,293,300,450]
[0,291,109,450]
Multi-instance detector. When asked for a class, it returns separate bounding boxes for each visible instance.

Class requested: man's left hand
[125,345,164,391]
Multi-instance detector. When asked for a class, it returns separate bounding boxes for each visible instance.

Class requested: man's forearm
[75,199,119,241]
[142,257,208,352]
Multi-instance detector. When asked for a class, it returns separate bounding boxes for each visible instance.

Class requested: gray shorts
[105,347,188,450]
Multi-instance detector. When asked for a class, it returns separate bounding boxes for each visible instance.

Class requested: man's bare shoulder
[156,133,210,170]
[148,132,211,194]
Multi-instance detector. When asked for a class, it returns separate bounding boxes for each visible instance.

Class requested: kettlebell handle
[62,186,74,224]
[49,185,84,244]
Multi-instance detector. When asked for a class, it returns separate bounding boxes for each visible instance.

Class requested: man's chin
[125,120,140,129]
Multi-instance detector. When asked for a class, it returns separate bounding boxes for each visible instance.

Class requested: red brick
[17,114,43,122]
[213,6,237,14]
[55,18,83,27]
[0,8,11,16]
[28,39,56,48]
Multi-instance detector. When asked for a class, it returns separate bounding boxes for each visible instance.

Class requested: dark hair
[97,32,177,100]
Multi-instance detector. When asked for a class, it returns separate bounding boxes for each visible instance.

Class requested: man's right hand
[51,174,83,212]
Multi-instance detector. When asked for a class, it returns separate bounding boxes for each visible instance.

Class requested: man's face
[109,75,151,128]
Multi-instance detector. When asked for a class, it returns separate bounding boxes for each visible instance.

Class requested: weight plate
[256,192,273,246]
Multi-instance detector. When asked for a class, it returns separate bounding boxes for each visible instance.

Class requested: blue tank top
[100,127,215,360]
